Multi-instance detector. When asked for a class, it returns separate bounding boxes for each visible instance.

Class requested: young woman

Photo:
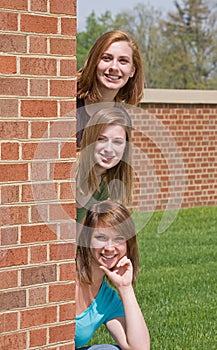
[76,200,150,350]
[76,30,144,147]
[76,106,133,224]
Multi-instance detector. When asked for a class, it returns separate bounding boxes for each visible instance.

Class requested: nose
[104,239,115,250]
[103,139,113,153]
[109,59,119,70]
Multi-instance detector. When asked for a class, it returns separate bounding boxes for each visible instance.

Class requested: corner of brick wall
[0,1,77,349]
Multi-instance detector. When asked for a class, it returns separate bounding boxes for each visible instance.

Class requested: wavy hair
[76,200,140,284]
[77,30,144,105]
[76,106,133,206]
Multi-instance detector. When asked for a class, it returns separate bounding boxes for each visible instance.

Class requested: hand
[100,256,133,290]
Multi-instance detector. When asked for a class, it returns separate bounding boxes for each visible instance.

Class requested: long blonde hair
[77,30,144,105]
[76,200,140,284]
[76,106,133,206]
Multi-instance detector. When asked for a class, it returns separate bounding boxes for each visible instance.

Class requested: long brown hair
[76,106,133,206]
[76,200,140,284]
[77,30,144,105]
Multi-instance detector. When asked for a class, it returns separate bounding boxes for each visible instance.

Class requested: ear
[130,65,136,78]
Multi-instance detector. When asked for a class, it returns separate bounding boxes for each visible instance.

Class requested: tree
[77,11,115,70]
[160,0,217,89]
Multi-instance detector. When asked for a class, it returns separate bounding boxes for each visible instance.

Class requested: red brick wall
[130,103,217,216]
[0,1,76,349]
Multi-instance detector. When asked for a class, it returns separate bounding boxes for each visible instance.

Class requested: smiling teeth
[107,75,120,80]
[103,255,115,259]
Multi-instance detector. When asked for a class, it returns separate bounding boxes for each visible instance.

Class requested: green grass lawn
[89,206,217,349]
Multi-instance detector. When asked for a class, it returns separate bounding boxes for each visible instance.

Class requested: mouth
[99,154,115,162]
[104,74,121,81]
[101,254,117,260]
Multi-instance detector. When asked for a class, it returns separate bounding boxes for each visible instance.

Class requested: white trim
[141,89,217,104]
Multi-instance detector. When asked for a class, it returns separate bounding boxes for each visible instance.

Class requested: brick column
[0,1,76,349]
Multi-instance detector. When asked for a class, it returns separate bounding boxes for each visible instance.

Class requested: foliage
[88,206,217,349]
[77,0,217,89]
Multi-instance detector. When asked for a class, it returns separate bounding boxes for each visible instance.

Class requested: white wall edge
[141,89,217,104]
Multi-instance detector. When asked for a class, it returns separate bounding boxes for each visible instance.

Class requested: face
[91,226,127,270]
[96,41,135,94]
[94,124,126,174]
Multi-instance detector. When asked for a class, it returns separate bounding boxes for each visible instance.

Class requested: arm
[100,257,150,350]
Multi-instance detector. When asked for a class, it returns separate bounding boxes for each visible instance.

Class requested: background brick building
[0,1,216,349]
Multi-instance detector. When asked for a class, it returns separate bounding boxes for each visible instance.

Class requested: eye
[119,58,130,64]
[97,136,107,143]
[113,139,125,145]
[114,236,126,244]
[95,234,107,242]
[101,54,112,62]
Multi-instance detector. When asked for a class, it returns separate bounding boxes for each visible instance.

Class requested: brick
[0,56,16,74]
[51,161,75,179]
[60,59,76,76]
[30,244,47,263]
[50,79,76,97]
[22,141,58,160]
[30,0,47,12]
[31,121,48,138]
[60,142,76,158]
[22,182,58,202]
[49,203,76,221]
[1,184,19,204]
[49,283,75,302]
[21,224,57,243]
[50,38,76,56]
[0,206,28,226]
[60,302,75,322]
[20,305,57,328]
[60,182,75,200]
[0,12,17,31]
[0,77,28,96]
[0,332,26,350]
[50,243,75,261]
[30,79,48,96]
[0,247,28,268]
[21,14,57,34]
[50,0,76,15]
[30,327,46,347]
[0,0,27,10]
[0,270,18,289]
[30,162,48,180]
[0,290,26,311]
[21,100,57,117]
[0,34,26,53]
[0,121,28,139]
[0,312,18,332]
[28,287,46,306]
[0,99,18,118]
[60,101,76,117]
[58,344,75,350]
[21,264,56,286]
[59,262,76,282]
[29,35,47,54]
[61,17,76,36]
[31,203,48,223]
[50,120,75,138]
[0,163,28,182]
[49,323,75,343]
[20,57,57,76]
[59,221,76,240]
[1,142,19,160]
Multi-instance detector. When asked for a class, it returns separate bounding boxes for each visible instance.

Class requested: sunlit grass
[89,206,217,349]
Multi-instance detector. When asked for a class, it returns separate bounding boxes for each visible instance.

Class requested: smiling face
[91,225,127,270]
[96,41,135,95]
[94,124,126,174]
